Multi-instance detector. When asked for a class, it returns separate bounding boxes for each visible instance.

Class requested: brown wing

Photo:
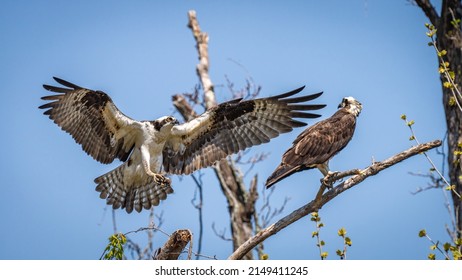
[39,77,139,164]
[163,86,326,175]
[265,108,357,187]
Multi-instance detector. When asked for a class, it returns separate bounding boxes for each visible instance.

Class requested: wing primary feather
[287,104,327,111]
[289,120,308,127]
[268,86,306,99]
[52,77,82,90]
[38,100,59,109]
[280,91,324,103]
[42,85,72,93]
[290,112,323,119]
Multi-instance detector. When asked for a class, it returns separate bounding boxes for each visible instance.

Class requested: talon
[321,171,340,188]
[320,178,333,189]
[153,174,171,186]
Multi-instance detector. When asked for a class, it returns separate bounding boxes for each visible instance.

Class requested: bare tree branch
[190,172,204,259]
[258,186,290,229]
[413,0,440,26]
[228,139,442,260]
[187,10,216,109]
[172,94,199,121]
[211,222,233,241]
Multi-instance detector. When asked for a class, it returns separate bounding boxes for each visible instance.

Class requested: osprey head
[153,116,179,131]
[338,96,362,117]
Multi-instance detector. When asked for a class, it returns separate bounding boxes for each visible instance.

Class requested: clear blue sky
[0,0,452,260]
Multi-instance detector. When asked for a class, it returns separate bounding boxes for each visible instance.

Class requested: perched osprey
[265,97,362,188]
[39,77,326,213]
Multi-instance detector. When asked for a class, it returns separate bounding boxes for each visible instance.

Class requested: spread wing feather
[265,109,357,187]
[39,77,139,164]
[163,86,326,175]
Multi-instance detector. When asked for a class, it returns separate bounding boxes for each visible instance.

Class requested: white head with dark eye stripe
[152,116,179,131]
[338,97,362,117]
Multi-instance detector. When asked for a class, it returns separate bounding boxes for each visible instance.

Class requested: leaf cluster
[101,233,127,260]
[418,229,461,260]
[310,213,352,260]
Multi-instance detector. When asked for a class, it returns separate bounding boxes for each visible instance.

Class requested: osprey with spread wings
[39,77,325,213]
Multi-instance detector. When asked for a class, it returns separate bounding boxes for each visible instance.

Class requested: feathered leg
[140,145,171,186]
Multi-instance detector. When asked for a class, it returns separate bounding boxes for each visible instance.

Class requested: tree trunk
[416,0,462,238]
[169,11,257,260]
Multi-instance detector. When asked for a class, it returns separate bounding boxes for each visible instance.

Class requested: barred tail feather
[95,165,174,213]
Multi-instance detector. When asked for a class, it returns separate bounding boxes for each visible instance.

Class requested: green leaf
[452,250,462,260]
[428,253,436,260]
[444,81,453,88]
[321,252,328,259]
[345,237,352,246]
[418,229,427,238]
[443,242,451,252]
[450,18,461,28]
[338,227,347,237]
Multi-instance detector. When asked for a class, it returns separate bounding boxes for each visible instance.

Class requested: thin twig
[413,0,440,27]
[405,117,460,199]
[212,222,233,241]
[424,233,451,259]
[190,173,204,259]
[112,209,117,233]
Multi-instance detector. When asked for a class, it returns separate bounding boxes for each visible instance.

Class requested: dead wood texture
[154,229,192,260]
